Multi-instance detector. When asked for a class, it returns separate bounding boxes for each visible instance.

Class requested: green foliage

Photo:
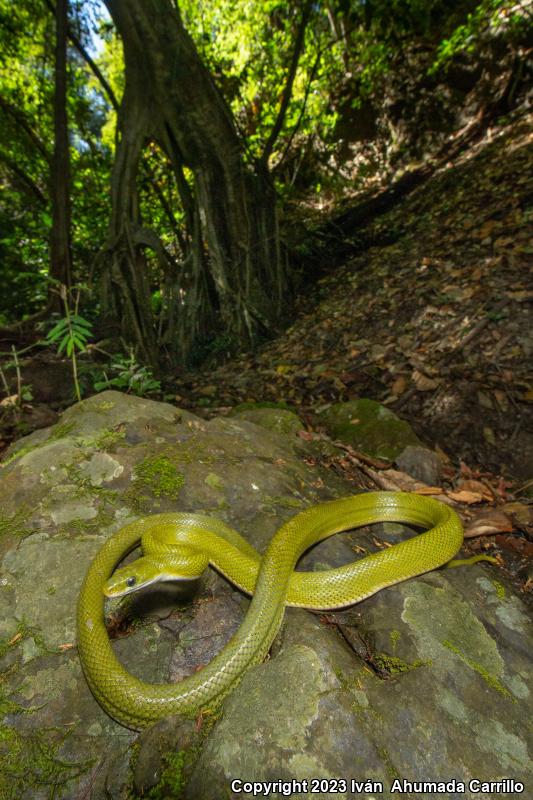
[430,0,530,74]
[0,0,113,324]
[44,284,93,402]
[180,0,337,161]
[46,313,92,358]
[0,0,530,339]
[93,351,161,396]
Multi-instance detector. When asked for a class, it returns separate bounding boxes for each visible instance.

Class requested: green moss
[320,399,420,460]
[57,503,118,537]
[0,619,54,661]
[0,422,76,468]
[0,627,93,799]
[374,652,431,675]
[441,640,513,699]
[332,664,353,693]
[377,745,402,782]
[147,750,187,800]
[48,421,76,441]
[389,630,401,653]
[204,472,224,491]
[263,494,305,510]
[131,454,185,501]
[492,580,506,599]
[61,463,121,503]
[0,724,92,799]
[95,400,115,411]
[78,426,127,451]
[0,506,33,540]
[127,712,219,800]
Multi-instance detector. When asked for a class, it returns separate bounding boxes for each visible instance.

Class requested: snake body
[77,492,463,729]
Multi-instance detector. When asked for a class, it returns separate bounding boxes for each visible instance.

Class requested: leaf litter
[175,115,533,599]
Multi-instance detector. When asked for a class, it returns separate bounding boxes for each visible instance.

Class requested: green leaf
[46,319,69,339]
[57,335,69,355]
[72,336,87,351]
[70,315,93,329]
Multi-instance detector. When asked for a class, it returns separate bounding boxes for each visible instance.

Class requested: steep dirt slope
[175,114,533,484]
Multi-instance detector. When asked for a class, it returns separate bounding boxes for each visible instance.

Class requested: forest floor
[172,112,533,595]
[175,113,533,485]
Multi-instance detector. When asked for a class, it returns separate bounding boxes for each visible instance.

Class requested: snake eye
[126,576,136,587]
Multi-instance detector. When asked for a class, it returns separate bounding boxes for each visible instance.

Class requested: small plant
[93,350,161,396]
[45,284,93,402]
[0,346,33,410]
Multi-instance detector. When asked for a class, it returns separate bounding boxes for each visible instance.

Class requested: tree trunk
[99,80,161,368]
[102,0,287,366]
[50,0,72,296]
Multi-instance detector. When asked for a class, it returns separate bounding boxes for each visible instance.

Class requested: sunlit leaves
[180,0,335,163]
[0,0,114,323]
[430,0,531,74]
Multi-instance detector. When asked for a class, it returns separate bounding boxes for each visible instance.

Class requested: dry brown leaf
[447,489,484,504]
[392,375,407,395]
[494,236,513,248]
[495,535,533,557]
[364,468,406,492]
[493,389,508,411]
[505,290,533,301]
[0,394,18,407]
[412,369,440,391]
[366,468,451,502]
[464,511,513,538]
[457,479,494,501]
[478,220,498,239]
[501,502,533,528]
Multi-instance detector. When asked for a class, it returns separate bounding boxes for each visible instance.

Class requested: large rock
[0,391,531,799]
[395,444,441,485]
[319,399,421,460]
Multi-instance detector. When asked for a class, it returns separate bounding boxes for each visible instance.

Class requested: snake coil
[77,491,463,729]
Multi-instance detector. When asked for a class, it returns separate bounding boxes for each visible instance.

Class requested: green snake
[77,491,463,730]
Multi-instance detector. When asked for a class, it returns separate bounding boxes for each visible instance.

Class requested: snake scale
[77,491,463,729]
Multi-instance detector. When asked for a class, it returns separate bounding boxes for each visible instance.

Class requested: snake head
[103,556,202,598]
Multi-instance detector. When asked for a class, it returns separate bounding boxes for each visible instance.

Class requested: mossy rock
[230,404,303,436]
[319,399,421,460]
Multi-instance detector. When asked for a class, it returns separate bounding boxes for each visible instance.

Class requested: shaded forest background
[0,0,532,477]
